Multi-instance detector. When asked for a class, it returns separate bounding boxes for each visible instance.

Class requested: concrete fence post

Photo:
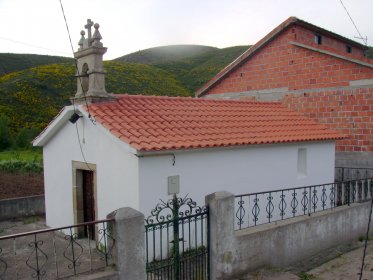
[205,191,236,280]
[107,207,146,280]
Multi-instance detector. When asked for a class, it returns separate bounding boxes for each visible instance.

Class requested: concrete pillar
[108,207,146,280]
[205,191,236,280]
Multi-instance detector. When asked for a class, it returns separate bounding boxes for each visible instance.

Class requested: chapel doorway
[82,170,95,239]
[72,161,97,241]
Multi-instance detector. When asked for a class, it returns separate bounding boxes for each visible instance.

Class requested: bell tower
[71,19,114,104]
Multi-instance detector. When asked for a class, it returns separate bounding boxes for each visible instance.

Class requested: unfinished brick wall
[281,88,373,152]
[207,27,373,95]
[204,24,373,154]
[293,25,368,60]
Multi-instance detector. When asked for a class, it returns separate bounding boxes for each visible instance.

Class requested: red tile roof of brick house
[85,94,344,152]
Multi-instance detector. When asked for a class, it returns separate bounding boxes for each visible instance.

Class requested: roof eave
[33,106,79,147]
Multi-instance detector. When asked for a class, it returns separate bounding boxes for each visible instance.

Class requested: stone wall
[0,195,45,221]
[6,195,369,280]
[206,191,373,279]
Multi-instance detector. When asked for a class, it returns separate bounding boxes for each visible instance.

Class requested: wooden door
[82,170,95,239]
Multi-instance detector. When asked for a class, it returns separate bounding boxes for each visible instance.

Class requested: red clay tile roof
[86,94,344,152]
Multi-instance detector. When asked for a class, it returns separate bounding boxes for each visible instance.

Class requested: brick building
[196,17,373,167]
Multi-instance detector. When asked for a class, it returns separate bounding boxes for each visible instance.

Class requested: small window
[314,34,322,45]
[297,148,307,177]
[346,45,352,53]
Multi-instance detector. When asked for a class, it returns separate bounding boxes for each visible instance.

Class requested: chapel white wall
[42,116,139,228]
[138,141,335,216]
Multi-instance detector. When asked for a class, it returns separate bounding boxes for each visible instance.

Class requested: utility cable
[339,0,367,45]
[58,0,93,120]
[75,121,94,172]
[358,194,373,280]
[0,37,71,56]
[58,0,94,172]
[70,98,93,172]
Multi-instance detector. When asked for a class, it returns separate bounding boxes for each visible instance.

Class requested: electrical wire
[58,0,93,120]
[0,37,71,56]
[339,0,367,45]
[75,121,94,172]
[58,0,95,172]
[358,195,373,280]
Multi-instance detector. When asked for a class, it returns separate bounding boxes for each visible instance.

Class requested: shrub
[0,114,12,151]
[0,159,43,173]
[14,127,39,149]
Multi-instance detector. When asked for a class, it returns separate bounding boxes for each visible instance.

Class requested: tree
[14,127,39,149]
[0,114,12,151]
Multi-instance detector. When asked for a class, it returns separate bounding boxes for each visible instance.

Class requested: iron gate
[145,194,209,280]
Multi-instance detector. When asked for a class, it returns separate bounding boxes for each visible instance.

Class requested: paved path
[234,241,373,280]
[307,242,373,280]
[0,216,113,279]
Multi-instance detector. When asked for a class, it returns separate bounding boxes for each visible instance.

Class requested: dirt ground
[0,171,44,199]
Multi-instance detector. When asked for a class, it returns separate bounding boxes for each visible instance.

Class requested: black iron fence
[145,195,209,280]
[335,167,373,182]
[235,177,373,230]
[0,219,115,279]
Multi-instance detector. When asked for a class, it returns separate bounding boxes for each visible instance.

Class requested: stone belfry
[71,19,114,104]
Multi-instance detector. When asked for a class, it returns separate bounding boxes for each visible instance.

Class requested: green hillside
[0,53,73,76]
[116,45,248,92]
[1,43,371,138]
[0,61,190,132]
[105,62,190,96]
[0,45,250,134]
[165,46,248,91]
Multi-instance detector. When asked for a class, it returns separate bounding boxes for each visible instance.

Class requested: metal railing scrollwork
[235,176,373,230]
[145,194,209,280]
[0,219,115,279]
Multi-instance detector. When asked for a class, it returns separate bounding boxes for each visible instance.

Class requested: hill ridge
[0,44,246,133]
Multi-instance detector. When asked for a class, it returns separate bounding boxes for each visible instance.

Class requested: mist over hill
[115,45,218,64]
[115,45,248,91]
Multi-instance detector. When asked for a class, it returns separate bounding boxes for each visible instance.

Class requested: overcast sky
[0,0,372,60]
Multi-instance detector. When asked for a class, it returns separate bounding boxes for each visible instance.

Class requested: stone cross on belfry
[85,19,94,46]
[78,19,104,50]
[73,18,111,104]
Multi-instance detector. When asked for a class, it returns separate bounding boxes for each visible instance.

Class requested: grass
[298,272,316,280]
[0,149,43,173]
[358,234,373,242]
[0,149,42,162]
[23,216,40,225]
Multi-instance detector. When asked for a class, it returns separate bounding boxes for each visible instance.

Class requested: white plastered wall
[138,141,335,217]
[42,116,139,228]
